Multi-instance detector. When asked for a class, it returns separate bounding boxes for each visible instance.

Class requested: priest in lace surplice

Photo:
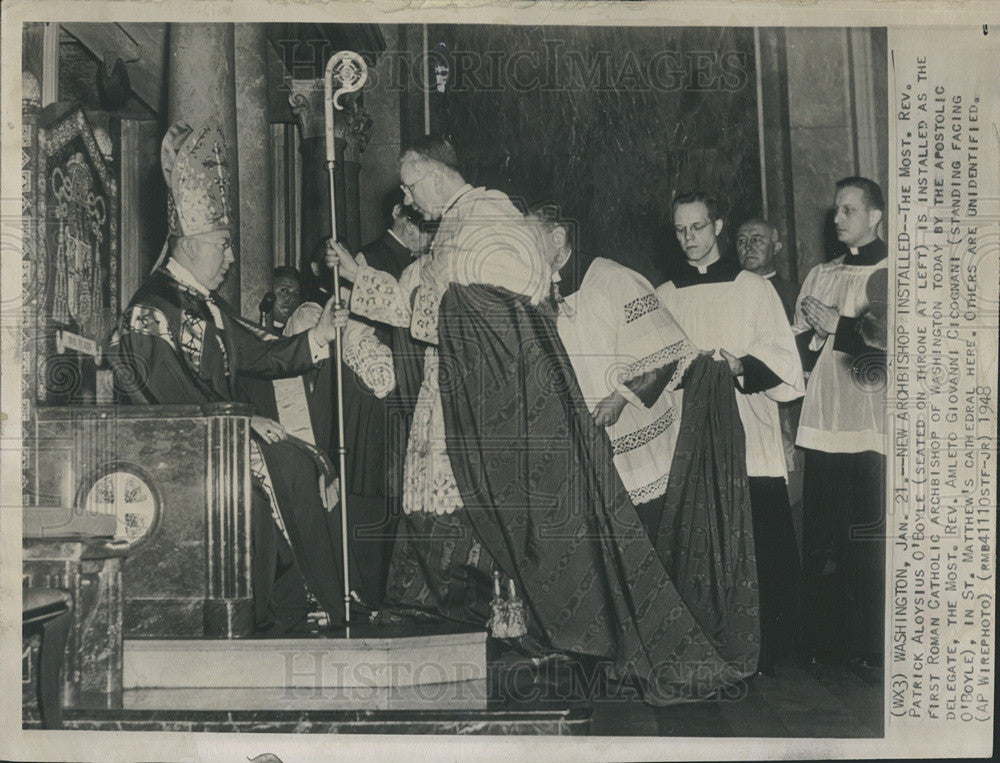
[528,204,699,535]
[656,191,805,676]
[533,202,761,692]
[326,135,761,705]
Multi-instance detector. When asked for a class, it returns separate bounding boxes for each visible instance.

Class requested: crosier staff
[324,50,368,636]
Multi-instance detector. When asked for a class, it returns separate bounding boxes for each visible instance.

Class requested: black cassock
[109,270,346,633]
[324,231,425,607]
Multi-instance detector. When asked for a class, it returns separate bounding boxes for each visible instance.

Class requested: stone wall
[784,27,888,279]
[358,24,404,247]
[422,24,762,288]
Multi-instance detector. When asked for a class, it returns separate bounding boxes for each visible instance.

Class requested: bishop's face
[399,159,441,221]
[673,201,723,266]
[184,229,234,292]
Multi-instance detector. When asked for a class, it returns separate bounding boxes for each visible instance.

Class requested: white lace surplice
[793,257,888,454]
[269,298,396,445]
[558,258,698,505]
[350,187,550,515]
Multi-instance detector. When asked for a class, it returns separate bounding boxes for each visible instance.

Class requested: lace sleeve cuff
[620,339,698,391]
[342,319,396,398]
[350,265,411,328]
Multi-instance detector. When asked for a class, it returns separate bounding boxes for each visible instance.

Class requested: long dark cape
[438,283,758,704]
[110,273,347,626]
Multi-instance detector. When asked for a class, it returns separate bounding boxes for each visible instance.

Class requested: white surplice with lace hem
[349,187,550,515]
[558,258,698,505]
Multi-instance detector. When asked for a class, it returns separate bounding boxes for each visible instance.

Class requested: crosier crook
[324,50,368,636]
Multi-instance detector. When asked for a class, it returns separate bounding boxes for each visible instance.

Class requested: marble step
[123,681,488,711]
[25,705,593,735]
[124,629,486,691]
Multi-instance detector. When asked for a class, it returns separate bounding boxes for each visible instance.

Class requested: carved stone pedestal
[22,538,127,712]
[31,403,255,639]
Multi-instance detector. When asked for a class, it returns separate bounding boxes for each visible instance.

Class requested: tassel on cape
[487,571,528,639]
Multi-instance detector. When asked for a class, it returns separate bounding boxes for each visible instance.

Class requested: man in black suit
[319,201,428,609]
[360,202,427,279]
[736,219,798,323]
[736,218,805,574]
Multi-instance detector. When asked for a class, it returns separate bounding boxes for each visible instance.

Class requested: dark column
[359,24,403,246]
[290,81,330,267]
[290,79,371,263]
[167,23,241,307]
[756,27,799,283]
[235,24,275,317]
[398,24,427,149]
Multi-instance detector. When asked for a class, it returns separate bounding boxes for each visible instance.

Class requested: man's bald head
[402,133,460,171]
[399,135,466,220]
[736,218,782,276]
[390,203,428,254]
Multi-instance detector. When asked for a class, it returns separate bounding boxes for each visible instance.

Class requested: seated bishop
[108,120,350,636]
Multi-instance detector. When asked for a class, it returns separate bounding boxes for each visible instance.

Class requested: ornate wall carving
[25,104,119,409]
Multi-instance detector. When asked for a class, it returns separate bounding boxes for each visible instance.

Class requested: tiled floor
[591,657,883,737]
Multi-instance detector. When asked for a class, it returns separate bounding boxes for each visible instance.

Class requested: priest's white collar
[165,259,211,299]
[688,252,721,274]
[387,228,408,249]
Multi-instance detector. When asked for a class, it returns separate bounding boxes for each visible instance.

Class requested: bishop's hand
[311,295,350,346]
[325,239,359,282]
[251,416,287,445]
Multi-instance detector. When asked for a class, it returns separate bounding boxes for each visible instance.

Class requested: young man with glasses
[656,191,805,677]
